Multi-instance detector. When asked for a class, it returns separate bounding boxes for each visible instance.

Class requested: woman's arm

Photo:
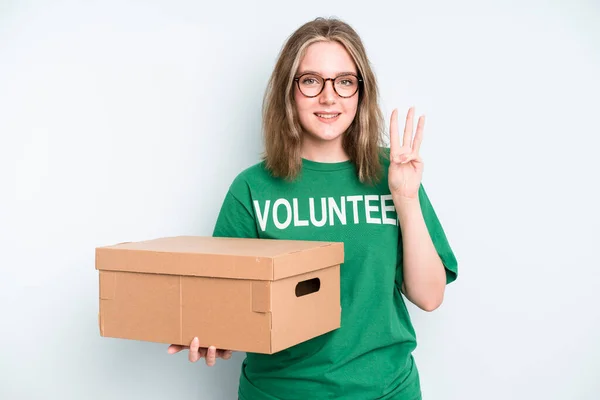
[394,195,446,312]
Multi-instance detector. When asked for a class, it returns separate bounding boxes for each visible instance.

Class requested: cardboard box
[95,236,344,354]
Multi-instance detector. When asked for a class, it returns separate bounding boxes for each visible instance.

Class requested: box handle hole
[295,278,321,297]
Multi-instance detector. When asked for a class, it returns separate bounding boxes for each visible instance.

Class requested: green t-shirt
[212,151,458,400]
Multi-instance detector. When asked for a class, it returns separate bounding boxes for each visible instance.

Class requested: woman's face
[294,41,359,146]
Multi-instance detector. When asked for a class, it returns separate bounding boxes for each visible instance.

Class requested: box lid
[95,236,344,281]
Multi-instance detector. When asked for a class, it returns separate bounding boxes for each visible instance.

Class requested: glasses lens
[334,75,359,97]
[297,74,323,97]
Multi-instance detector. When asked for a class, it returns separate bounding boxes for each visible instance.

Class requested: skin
[295,40,447,311]
[167,337,231,366]
[294,41,359,162]
[389,107,447,312]
[167,39,447,366]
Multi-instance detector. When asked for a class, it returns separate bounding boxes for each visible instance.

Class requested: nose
[319,79,336,105]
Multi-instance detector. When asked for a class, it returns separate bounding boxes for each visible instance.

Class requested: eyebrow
[296,70,358,77]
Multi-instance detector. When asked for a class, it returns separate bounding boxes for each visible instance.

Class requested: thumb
[167,345,184,354]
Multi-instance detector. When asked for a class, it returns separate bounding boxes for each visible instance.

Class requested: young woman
[168,17,458,400]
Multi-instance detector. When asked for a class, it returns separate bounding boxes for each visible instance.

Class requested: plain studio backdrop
[1,1,599,399]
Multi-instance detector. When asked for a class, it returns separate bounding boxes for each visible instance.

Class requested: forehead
[298,41,357,75]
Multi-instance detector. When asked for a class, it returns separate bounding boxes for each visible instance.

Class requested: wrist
[392,195,421,223]
[392,193,420,207]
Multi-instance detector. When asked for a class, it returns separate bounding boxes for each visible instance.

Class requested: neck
[301,135,349,163]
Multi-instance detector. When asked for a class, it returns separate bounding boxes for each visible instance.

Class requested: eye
[298,74,322,87]
[336,76,357,86]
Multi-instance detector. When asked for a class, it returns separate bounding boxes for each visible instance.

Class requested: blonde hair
[262,17,385,183]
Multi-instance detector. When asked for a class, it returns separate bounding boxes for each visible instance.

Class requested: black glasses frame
[294,73,363,98]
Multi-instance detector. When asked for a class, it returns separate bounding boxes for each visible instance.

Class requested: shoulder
[227,160,278,194]
[232,160,273,182]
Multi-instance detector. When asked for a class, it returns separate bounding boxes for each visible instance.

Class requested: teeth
[316,114,340,119]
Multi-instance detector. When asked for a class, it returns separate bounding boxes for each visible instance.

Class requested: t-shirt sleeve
[212,175,259,239]
[418,184,458,284]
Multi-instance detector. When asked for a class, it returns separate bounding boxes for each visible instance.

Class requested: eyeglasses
[294,73,362,98]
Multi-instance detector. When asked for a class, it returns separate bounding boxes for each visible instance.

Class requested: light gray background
[1,0,599,399]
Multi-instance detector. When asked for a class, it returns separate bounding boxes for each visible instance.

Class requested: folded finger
[206,346,217,367]
[400,154,422,164]
[395,152,412,164]
[218,349,233,360]
[189,337,200,363]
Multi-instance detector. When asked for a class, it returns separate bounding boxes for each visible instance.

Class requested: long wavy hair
[262,17,385,184]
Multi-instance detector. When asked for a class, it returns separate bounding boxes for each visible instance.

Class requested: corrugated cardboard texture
[271,266,340,353]
[96,236,344,281]
[96,236,343,354]
[99,271,181,343]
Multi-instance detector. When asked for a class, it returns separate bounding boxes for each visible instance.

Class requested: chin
[305,127,346,142]
[304,118,353,142]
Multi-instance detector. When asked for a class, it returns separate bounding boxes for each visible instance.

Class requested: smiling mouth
[315,113,341,119]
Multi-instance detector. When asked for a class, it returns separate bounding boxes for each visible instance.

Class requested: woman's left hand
[388,106,425,200]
